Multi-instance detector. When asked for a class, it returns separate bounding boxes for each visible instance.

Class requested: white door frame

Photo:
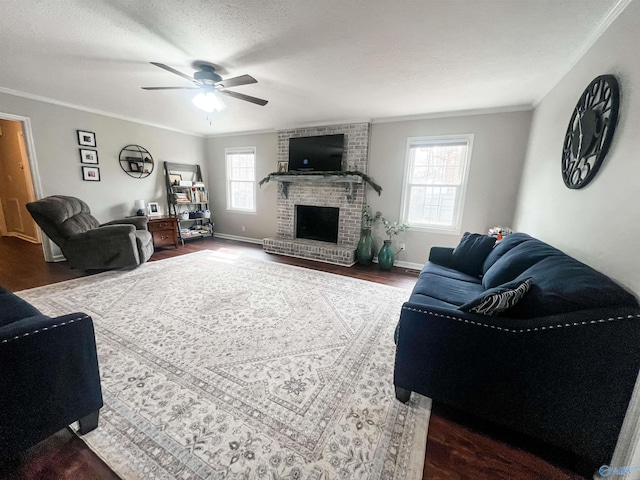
[0,112,53,261]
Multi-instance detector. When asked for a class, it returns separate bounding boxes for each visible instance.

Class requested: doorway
[0,114,45,253]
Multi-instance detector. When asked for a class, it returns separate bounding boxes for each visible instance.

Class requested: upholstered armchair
[0,285,103,456]
[27,195,154,270]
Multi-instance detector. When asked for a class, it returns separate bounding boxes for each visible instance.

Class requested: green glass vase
[378,239,394,270]
[356,228,374,265]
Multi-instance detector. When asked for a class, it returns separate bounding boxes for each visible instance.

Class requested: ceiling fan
[142,62,268,112]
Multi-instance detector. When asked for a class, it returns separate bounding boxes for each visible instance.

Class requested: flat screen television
[288,134,344,172]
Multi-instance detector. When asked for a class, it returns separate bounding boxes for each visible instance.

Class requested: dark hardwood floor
[0,236,588,480]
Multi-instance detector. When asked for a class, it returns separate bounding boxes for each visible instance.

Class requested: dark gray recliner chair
[27,195,154,270]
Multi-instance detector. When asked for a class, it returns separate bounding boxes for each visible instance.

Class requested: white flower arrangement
[362,205,382,229]
[382,218,410,239]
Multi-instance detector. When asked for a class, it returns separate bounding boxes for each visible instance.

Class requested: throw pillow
[460,277,533,316]
[450,232,497,277]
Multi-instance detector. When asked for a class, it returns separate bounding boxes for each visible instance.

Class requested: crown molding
[276,118,372,131]
[372,105,533,124]
[0,86,204,138]
[532,0,633,107]
[205,128,276,139]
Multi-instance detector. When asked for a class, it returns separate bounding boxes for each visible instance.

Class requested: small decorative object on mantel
[357,205,382,266]
[561,74,620,189]
[119,145,154,179]
[378,218,409,271]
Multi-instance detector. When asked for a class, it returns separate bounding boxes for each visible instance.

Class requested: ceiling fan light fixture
[192,91,226,112]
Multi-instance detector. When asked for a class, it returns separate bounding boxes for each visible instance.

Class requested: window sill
[226,209,257,215]
[406,224,461,236]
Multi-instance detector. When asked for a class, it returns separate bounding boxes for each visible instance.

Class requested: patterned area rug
[18,250,431,479]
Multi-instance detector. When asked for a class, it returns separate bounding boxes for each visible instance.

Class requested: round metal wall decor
[119,145,154,179]
[561,74,620,189]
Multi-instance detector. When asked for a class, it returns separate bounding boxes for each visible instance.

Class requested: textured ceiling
[0,0,624,136]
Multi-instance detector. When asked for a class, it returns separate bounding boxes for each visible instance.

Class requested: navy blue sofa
[393,233,640,469]
[0,285,103,456]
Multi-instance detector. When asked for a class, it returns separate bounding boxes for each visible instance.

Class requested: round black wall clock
[561,74,620,189]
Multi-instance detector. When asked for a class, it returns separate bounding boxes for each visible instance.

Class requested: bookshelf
[163,161,214,244]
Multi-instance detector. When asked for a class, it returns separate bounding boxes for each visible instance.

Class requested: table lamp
[134,199,146,216]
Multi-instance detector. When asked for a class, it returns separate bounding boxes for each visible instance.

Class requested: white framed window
[225,147,256,213]
[400,134,474,234]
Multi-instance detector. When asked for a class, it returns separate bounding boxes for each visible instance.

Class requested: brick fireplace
[263,123,370,266]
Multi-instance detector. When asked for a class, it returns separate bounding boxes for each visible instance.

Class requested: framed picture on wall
[77,130,96,147]
[82,166,100,181]
[277,161,288,173]
[79,149,99,164]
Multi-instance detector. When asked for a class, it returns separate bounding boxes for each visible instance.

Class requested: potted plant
[378,218,410,270]
[357,205,382,265]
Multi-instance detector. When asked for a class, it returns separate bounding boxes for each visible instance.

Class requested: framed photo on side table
[77,130,96,147]
[79,149,99,164]
[82,166,100,181]
[147,202,160,216]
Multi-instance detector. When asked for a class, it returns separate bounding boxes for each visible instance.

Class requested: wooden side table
[147,216,179,248]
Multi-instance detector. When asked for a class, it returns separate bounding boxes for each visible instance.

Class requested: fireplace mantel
[267,173,363,203]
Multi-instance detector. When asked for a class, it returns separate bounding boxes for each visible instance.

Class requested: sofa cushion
[420,262,484,283]
[460,278,533,315]
[482,233,533,274]
[411,272,485,306]
[507,256,639,318]
[450,232,496,277]
[482,240,562,289]
[407,293,461,310]
[0,286,43,328]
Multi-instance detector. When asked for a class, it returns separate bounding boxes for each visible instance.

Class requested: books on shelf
[173,192,190,203]
[171,188,207,204]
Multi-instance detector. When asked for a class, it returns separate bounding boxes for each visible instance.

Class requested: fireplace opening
[295,205,339,243]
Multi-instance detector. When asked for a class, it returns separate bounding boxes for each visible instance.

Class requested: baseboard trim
[214,233,423,271]
[214,233,264,245]
[373,258,423,272]
[5,232,40,244]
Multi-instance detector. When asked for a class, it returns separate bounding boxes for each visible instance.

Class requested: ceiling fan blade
[150,62,197,84]
[215,74,257,88]
[142,86,200,90]
[219,89,268,106]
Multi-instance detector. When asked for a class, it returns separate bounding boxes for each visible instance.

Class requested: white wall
[205,111,532,263]
[205,132,278,241]
[0,93,205,221]
[368,111,532,265]
[0,92,204,256]
[512,2,640,473]
[513,0,640,297]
